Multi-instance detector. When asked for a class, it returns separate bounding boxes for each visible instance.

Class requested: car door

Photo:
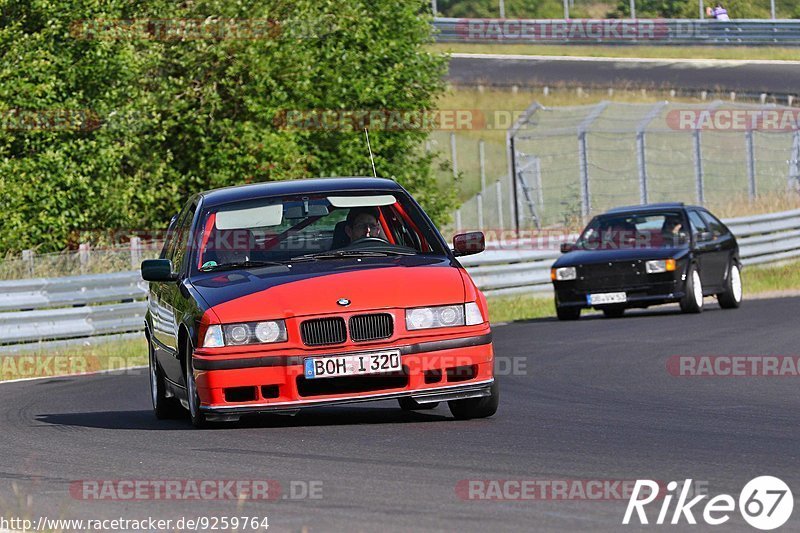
[699,209,736,285]
[154,201,197,383]
[687,209,725,290]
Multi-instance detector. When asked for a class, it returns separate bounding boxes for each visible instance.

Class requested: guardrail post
[130,237,142,269]
[79,243,90,274]
[693,129,705,205]
[21,249,34,277]
[477,192,484,231]
[745,130,757,201]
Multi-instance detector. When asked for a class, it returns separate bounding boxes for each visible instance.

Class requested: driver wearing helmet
[345,207,385,242]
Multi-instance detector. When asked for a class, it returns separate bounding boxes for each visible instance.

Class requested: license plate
[304,350,402,380]
[588,292,627,305]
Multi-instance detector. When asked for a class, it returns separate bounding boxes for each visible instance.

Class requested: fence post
[79,243,90,274]
[22,249,34,277]
[477,192,484,231]
[636,132,649,204]
[790,130,800,192]
[499,0,505,18]
[745,130,757,202]
[533,156,543,211]
[630,0,636,19]
[578,131,590,218]
[455,209,462,233]
[479,139,486,192]
[130,237,142,269]
[496,180,504,232]
[431,0,437,16]
[450,132,458,179]
[693,129,705,205]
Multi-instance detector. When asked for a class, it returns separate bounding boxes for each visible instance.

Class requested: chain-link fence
[453,101,800,234]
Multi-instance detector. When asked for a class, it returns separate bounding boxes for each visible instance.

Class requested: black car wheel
[556,302,581,321]
[679,265,704,314]
[149,339,182,419]
[448,381,499,420]
[186,343,213,429]
[398,397,439,411]
[602,306,625,318]
[717,261,743,309]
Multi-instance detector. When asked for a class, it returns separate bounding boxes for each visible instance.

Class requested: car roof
[601,202,703,216]
[199,177,404,208]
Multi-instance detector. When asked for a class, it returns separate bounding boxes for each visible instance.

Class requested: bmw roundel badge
[337,298,351,307]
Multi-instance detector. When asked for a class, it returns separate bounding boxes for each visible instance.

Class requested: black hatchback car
[551,203,742,320]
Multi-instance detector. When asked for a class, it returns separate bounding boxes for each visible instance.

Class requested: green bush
[0,0,452,253]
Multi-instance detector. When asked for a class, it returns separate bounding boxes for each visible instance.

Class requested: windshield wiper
[291,249,415,261]
[199,260,289,272]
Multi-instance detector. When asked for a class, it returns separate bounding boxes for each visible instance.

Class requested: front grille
[300,317,347,346]
[577,261,645,290]
[349,313,393,342]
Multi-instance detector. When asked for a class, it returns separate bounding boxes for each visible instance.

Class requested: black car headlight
[203,320,287,347]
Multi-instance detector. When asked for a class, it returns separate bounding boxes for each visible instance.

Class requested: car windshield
[575,212,688,250]
[192,191,446,272]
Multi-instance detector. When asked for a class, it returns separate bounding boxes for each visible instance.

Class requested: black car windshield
[575,212,689,250]
[192,191,447,272]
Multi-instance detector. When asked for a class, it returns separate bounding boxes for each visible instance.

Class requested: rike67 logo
[623,477,793,530]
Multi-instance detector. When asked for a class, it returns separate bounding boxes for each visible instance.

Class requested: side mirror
[141,259,178,282]
[560,242,574,253]
[695,231,713,243]
[453,232,485,256]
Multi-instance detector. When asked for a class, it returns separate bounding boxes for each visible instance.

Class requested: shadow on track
[35,406,457,431]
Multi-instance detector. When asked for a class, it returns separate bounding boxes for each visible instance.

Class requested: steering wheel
[349,237,388,245]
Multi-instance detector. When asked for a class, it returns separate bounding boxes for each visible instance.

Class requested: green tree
[0,0,451,253]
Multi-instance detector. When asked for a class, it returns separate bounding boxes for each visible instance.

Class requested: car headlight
[406,305,466,330]
[551,266,577,281]
[646,259,676,274]
[202,320,287,347]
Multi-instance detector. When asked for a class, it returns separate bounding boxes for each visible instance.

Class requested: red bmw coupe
[142,177,498,427]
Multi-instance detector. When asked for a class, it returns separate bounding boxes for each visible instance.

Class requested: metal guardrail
[434,18,800,46]
[460,208,800,297]
[0,272,147,353]
[1,207,799,351]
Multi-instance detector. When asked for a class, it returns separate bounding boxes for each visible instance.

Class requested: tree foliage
[0,0,451,253]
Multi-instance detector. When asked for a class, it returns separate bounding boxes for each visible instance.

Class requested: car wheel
[679,265,704,314]
[602,306,625,318]
[185,344,213,429]
[149,338,182,419]
[717,262,742,309]
[556,303,581,321]
[398,397,439,411]
[448,381,499,420]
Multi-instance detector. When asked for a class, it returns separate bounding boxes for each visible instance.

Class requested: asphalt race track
[448,54,800,95]
[1,297,799,532]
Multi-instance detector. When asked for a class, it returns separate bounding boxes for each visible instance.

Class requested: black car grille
[300,317,347,346]
[349,313,393,342]
[577,261,645,290]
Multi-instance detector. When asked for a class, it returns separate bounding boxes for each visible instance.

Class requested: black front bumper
[555,278,684,309]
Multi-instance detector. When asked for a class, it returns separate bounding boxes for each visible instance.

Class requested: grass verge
[486,259,800,323]
[0,337,147,382]
[430,43,800,62]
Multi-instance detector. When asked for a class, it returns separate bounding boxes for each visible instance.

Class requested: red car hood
[194,259,466,323]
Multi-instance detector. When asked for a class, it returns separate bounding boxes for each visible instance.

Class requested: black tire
[448,381,499,420]
[185,342,213,429]
[717,261,742,309]
[556,303,581,321]
[398,397,439,411]
[602,306,625,318]
[679,264,704,314]
[148,338,183,419]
